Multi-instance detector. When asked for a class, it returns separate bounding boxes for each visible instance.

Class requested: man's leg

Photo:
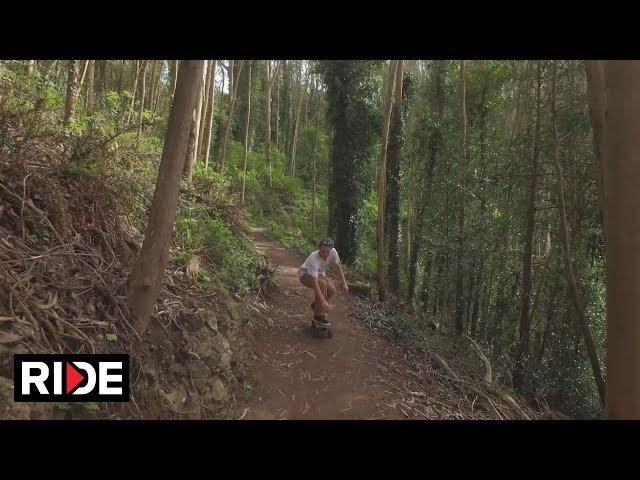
[316,277,327,315]
[300,274,325,316]
[325,278,336,301]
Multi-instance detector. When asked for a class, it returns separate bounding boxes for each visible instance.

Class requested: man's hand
[319,298,330,312]
[341,281,349,294]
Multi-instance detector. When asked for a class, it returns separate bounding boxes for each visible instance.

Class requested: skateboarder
[298,239,349,333]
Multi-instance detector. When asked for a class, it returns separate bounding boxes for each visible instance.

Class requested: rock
[205,314,218,332]
[218,339,232,372]
[116,214,143,250]
[161,385,187,411]
[210,377,228,402]
[185,256,201,282]
[0,377,31,419]
[182,312,205,332]
[189,360,210,379]
[0,376,50,419]
[141,361,158,379]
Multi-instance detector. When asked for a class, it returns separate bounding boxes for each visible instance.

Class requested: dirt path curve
[237,227,409,420]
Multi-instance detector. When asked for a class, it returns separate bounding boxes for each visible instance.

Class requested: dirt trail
[238,227,411,420]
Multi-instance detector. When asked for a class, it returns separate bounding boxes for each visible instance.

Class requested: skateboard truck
[312,314,333,338]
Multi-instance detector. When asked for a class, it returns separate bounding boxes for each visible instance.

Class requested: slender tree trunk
[64,61,78,126]
[151,61,164,117]
[470,268,482,336]
[126,61,141,125]
[274,61,281,148]
[241,62,253,204]
[96,60,106,100]
[536,278,560,370]
[77,60,90,95]
[85,60,95,109]
[138,60,148,142]
[419,255,433,310]
[549,61,606,407]
[198,60,214,157]
[219,60,244,173]
[311,90,321,235]
[376,60,399,302]
[289,69,307,178]
[454,60,467,334]
[585,61,608,235]
[513,61,542,391]
[386,61,405,295]
[43,60,59,82]
[173,60,179,97]
[184,61,207,185]
[203,60,217,171]
[265,61,273,180]
[126,60,205,335]
[27,60,36,74]
[220,62,226,93]
[229,60,235,99]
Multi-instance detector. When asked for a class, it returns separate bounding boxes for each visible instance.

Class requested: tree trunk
[219,60,244,173]
[419,255,433,310]
[146,61,156,111]
[470,268,482,336]
[203,60,217,171]
[64,61,78,126]
[126,60,205,335]
[85,60,95,109]
[126,61,141,125]
[454,60,467,334]
[289,67,307,178]
[265,61,273,180]
[274,61,281,148]
[27,60,36,74]
[376,60,399,302]
[96,60,106,100]
[43,60,59,83]
[600,44,640,413]
[138,60,149,142]
[311,88,321,235]
[513,61,542,391]
[198,60,214,157]
[385,61,405,295]
[77,60,90,95]
[229,60,235,99]
[241,62,252,204]
[150,60,163,115]
[585,61,608,236]
[184,61,207,185]
[173,60,179,97]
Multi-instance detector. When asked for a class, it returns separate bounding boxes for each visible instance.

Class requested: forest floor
[233,228,543,420]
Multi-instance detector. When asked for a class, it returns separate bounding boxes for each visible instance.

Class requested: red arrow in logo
[66,362,85,394]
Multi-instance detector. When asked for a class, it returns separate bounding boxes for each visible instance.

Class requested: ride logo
[13,354,130,402]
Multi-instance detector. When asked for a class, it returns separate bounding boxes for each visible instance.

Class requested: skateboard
[311,314,333,338]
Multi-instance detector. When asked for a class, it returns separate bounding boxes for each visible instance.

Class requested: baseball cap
[319,238,334,248]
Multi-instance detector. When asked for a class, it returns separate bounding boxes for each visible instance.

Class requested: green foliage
[317,60,383,265]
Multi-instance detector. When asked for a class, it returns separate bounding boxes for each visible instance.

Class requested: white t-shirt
[298,248,340,278]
